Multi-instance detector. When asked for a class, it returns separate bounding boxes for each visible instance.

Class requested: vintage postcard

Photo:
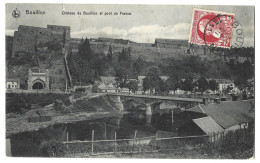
[5,4,254,158]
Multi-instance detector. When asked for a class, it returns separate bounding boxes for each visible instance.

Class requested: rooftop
[100,76,116,86]
[192,116,224,135]
[6,78,20,82]
[186,100,254,129]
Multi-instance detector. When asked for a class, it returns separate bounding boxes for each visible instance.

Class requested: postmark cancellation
[189,8,235,48]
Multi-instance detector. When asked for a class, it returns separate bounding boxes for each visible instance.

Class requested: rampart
[12,25,70,57]
[11,25,72,91]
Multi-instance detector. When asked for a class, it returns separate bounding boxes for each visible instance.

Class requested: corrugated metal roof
[187,100,254,129]
[193,116,224,135]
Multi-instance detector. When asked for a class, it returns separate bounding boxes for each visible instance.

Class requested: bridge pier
[145,104,152,115]
[146,114,152,126]
[108,95,124,111]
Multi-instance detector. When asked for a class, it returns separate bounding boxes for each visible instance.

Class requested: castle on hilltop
[10,25,72,91]
[12,25,71,57]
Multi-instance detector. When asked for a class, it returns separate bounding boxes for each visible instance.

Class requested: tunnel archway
[32,81,44,90]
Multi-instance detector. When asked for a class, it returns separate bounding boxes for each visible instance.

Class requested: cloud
[72,27,127,39]
[71,23,191,43]
[127,23,190,43]
[234,25,254,47]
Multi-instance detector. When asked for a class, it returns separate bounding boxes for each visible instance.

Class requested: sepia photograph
[5,3,255,159]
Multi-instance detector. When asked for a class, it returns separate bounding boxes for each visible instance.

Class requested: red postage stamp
[189,8,235,48]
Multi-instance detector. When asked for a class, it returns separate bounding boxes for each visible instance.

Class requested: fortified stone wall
[12,25,70,57]
[11,25,71,91]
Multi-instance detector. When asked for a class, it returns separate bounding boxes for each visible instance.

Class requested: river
[8,111,175,157]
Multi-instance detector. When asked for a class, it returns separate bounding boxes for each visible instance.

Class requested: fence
[59,127,254,157]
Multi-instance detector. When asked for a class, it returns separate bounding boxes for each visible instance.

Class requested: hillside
[7,48,67,90]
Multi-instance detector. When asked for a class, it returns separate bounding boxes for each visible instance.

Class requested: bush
[6,93,70,113]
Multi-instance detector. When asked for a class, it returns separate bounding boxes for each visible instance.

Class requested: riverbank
[6,107,126,137]
[6,93,126,137]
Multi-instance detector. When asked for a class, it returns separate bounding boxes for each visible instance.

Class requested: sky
[5,4,254,46]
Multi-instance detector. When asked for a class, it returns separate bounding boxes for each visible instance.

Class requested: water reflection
[9,112,174,157]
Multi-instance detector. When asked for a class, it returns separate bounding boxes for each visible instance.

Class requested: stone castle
[12,25,70,57]
[9,25,217,91]
[11,25,72,91]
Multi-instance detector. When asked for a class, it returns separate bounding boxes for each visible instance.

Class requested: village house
[176,99,254,139]
[97,76,130,93]
[97,76,118,93]
[6,78,20,89]
[214,79,238,93]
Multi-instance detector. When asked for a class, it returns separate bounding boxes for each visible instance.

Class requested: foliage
[67,37,100,85]
[196,77,209,93]
[165,77,180,93]
[127,80,138,93]
[183,77,194,92]
[6,93,70,113]
[118,47,131,66]
[8,52,35,66]
[114,47,133,88]
[142,66,164,94]
[208,80,219,91]
[114,65,129,88]
[232,61,254,89]
[107,44,113,61]
[78,38,92,60]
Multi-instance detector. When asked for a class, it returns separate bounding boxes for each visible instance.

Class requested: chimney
[203,97,209,105]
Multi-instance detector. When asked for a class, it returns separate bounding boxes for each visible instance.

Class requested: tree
[175,81,184,91]
[158,79,167,94]
[114,66,128,88]
[209,80,219,91]
[107,44,113,61]
[127,80,138,93]
[197,77,209,93]
[165,77,179,94]
[183,77,194,92]
[142,66,163,94]
[142,77,151,93]
[67,38,99,85]
[227,85,233,93]
[78,37,92,61]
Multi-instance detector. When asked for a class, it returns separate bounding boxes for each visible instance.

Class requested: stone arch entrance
[28,69,50,91]
[32,81,45,90]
